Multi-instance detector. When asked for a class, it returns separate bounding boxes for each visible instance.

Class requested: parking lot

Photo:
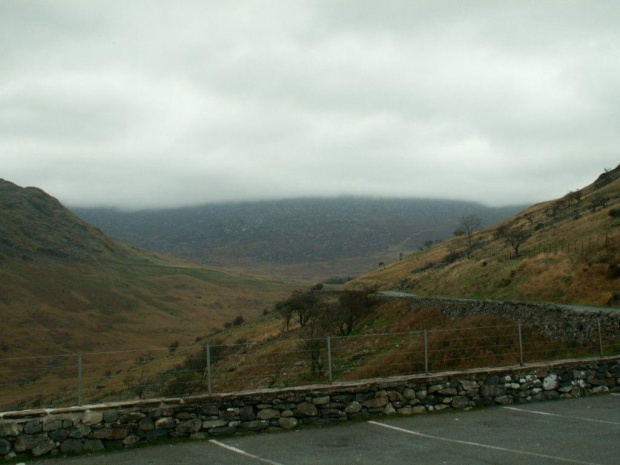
[39,394,620,465]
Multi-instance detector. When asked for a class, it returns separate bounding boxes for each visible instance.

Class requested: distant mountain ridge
[73,198,525,279]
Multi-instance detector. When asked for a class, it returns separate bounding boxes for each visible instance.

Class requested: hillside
[0,179,301,357]
[72,198,524,280]
[351,166,620,308]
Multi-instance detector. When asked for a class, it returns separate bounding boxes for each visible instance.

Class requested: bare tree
[496,226,530,257]
[453,214,482,254]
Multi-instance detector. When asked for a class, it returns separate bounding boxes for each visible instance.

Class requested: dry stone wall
[379,295,620,341]
[1,357,618,460]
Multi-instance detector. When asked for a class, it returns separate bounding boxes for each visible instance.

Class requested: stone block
[312,396,330,405]
[296,403,318,417]
[82,410,104,426]
[278,418,298,429]
[24,421,43,434]
[257,409,280,420]
[60,439,83,455]
[83,439,105,453]
[155,417,177,429]
[0,439,11,455]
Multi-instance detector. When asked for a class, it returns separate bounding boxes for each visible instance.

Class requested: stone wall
[378,295,620,342]
[1,356,618,460]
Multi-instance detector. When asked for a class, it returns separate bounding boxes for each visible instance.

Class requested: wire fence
[1,322,618,412]
[472,234,616,261]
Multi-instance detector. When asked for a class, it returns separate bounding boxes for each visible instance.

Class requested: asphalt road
[378,291,619,313]
[37,394,620,465]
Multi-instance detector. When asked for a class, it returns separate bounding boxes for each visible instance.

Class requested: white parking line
[368,421,603,465]
[210,440,286,465]
[503,406,620,426]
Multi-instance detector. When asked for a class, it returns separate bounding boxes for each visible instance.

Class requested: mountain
[351,166,620,308]
[72,198,525,280]
[0,179,301,357]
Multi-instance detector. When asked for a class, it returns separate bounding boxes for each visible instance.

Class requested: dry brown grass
[351,170,620,308]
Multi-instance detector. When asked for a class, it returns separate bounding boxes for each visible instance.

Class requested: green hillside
[0,179,302,358]
[352,166,620,308]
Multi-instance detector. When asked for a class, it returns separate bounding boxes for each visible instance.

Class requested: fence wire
[0,322,618,411]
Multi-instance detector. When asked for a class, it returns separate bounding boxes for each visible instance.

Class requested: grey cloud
[1,1,618,209]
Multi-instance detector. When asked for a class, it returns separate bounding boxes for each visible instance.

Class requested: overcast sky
[1,1,618,209]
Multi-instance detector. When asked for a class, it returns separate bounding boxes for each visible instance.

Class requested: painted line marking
[503,406,620,426]
[368,421,602,465]
[210,439,285,465]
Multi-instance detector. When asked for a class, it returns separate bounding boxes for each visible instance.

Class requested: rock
[239,406,255,422]
[82,410,104,426]
[480,385,505,397]
[494,395,513,405]
[256,409,280,420]
[428,385,443,394]
[543,374,559,391]
[50,429,70,442]
[434,404,449,411]
[438,388,458,396]
[397,407,413,415]
[296,403,318,417]
[451,397,471,409]
[70,424,91,439]
[155,417,177,429]
[139,418,155,431]
[383,403,396,415]
[362,395,389,409]
[312,396,330,405]
[123,435,141,446]
[281,410,294,418]
[403,388,417,400]
[411,406,426,414]
[91,428,129,440]
[177,419,202,435]
[31,437,56,457]
[219,408,240,421]
[459,380,478,390]
[416,389,427,400]
[238,421,269,432]
[278,418,298,429]
[0,438,11,455]
[42,418,62,432]
[388,391,404,403]
[0,423,21,436]
[60,439,83,455]
[203,420,227,429]
[24,421,42,434]
[14,435,36,452]
[344,402,362,414]
[83,439,105,453]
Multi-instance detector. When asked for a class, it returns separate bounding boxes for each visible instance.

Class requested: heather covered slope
[351,166,620,308]
[0,179,301,357]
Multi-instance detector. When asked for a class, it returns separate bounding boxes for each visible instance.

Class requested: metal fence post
[78,352,83,406]
[424,329,429,375]
[206,343,212,394]
[598,321,604,357]
[518,322,524,366]
[327,336,333,383]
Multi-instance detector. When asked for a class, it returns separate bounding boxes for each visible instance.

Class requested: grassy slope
[0,180,303,357]
[351,167,620,308]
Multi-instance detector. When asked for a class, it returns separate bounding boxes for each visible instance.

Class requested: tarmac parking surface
[38,394,620,465]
